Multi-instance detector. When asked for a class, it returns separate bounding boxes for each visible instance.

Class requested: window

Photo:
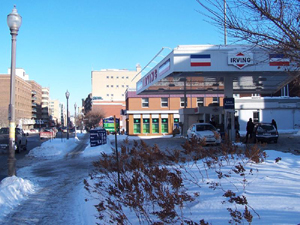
[116,85,119,88]
[122,85,124,88]
[111,85,114,87]
[122,76,124,79]
[106,85,109,88]
[126,85,129,87]
[212,97,219,103]
[253,111,259,123]
[106,94,109,96]
[161,98,168,107]
[143,118,150,133]
[116,76,119,79]
[133,119,141,134]
[111,94,114,96]
[180,97,187,107]
[126,76,129,79]
[106,76,109,79]
[152,118,159,133]
[111,76,113,78]
[142,98,149,107]
[197,97,204,106]
[161,118,168,133]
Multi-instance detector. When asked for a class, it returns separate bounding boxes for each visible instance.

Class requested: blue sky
[0,0,224,114]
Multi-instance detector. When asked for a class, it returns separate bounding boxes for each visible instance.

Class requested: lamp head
[65,90,70,99]
[7,5,22,34]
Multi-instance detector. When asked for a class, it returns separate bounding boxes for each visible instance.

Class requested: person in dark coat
[272,119,277,130]
[210,116,217,127]
[245,118,254,143]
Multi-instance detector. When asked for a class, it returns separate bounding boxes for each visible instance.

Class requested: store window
[161,98,168,107]
[142,98,149,107]
[253,111,260,123]
[133,119,141,134]
[143,118,150,133]
[197,97,204,106]
[152,118,159,133]
[161,118,168,133]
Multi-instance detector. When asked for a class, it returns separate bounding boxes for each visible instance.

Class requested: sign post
[114,115,120,187]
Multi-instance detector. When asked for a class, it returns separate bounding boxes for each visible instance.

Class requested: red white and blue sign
[269,54,290,66]
[228,52,253,69]
[190,54,211,67]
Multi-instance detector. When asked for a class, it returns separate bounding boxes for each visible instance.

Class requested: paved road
[111,133,300,156]
[0,133,48,181]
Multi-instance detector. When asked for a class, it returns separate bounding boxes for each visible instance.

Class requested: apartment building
[0,72,32,129]
[49,99,61,125]
[91,64,142,129]
[125,89,224,136]
[27,80,42,127]
[41,87,50,127]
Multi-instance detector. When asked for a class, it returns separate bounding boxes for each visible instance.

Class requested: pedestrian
[245,118,254,143]
[235,116,240,139]
[272,119,277,130]
[210,116,216,127]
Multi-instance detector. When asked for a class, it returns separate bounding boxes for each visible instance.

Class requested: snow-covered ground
[0,132,300,224]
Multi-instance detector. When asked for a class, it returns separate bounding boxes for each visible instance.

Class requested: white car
[187,123,221,145]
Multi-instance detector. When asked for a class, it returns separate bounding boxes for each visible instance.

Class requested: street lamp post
[7,5,22,177]
[65,90,70,140]
[74,103,77,138]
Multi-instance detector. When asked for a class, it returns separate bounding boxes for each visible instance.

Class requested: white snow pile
[26,137,80,159]
[0,176,36,217]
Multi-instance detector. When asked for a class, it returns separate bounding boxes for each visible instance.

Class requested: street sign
[90,128,107,147]
[223,98,235,109]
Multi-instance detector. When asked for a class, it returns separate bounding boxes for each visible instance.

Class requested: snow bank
[0,176,36,218]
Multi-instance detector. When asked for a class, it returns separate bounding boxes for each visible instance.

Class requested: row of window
[106,94,125,97]
[141,97,220,108]
[106,85,129,88]
[133,118,171,134]
[106,76,129,79]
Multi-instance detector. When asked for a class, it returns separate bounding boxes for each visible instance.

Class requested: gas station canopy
[136,45,297,95]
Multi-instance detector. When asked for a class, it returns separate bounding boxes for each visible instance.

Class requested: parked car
[39,128,56,139]
[187,123,221,145]
[254,123,279,143]
[30,128,39,133]
[0,127,27,153]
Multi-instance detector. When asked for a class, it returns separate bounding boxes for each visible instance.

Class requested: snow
[0,132,300,224]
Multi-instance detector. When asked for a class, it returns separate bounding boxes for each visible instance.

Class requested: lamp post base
[8,157,16,176]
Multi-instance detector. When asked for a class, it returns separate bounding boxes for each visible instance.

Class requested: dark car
[254,123,279,143]
[0,127,28,153]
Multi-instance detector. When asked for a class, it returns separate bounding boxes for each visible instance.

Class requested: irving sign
[228,52,253,69]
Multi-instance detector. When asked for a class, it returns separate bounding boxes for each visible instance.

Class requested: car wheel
[23,141,28,150]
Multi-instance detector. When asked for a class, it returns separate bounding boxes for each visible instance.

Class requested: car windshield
[258,124,275,131]
[196,124,216,132]
[0,128,9,134]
